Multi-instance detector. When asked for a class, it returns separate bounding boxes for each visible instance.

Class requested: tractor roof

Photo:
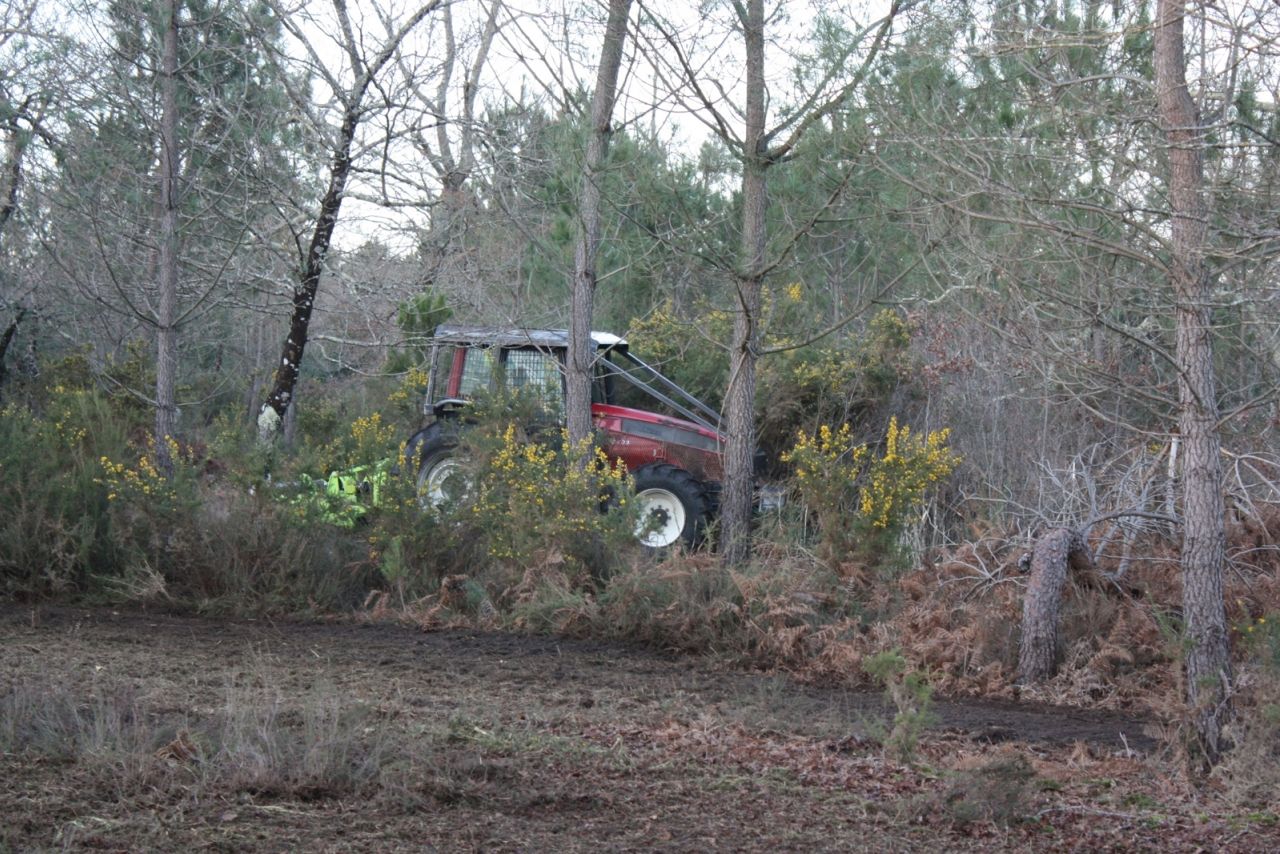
[432,324,627,351]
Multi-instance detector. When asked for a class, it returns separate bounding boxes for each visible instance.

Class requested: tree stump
[1018,527,1096,684]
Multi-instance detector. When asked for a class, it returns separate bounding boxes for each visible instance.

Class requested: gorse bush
[466,425,632,569]
[94,423,375,612]
[783,417,960,570]
[0,350,382,610]
[0,382,131,595]
[394,400,639,601]
[329,412,400,470]
[313,387,646,608]
[759,308,916,462]
[98,435,202,577]
[858,418,961,530]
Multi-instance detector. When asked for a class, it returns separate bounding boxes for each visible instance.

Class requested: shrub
[0,383,132,595]
[464,424,633,574]
[98,436,203,579]
[1215,613,1280,806]
[628,304,921,467]
[758,308,916,463]
[336,390,644,608]
[901,755,1037,828]
[782,416,960,570]
[864,649,937,763]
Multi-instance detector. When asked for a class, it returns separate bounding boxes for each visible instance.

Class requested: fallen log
[1017,527,1097,684]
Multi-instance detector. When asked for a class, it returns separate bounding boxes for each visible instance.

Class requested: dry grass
[0,674,414,805]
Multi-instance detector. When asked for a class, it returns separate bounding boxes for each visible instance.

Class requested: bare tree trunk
[257,0,440,442]
[419,0,498,290]
[0,307,24,397]
[0,96,32,401]
[567,0,631,451]
[1155,0,1232,768]
[1018,527,1096,683]
[720,0,767,565]
[0,121,24,237]
[154,0,181,476]
[257,106,357,441]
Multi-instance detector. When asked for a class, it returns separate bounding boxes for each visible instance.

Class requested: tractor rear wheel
[632,463,708,549]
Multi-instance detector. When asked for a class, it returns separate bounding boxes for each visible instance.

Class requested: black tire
[405,424,468,508]
[632,463,708,549]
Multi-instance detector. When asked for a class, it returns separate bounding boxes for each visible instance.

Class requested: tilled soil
[2,604,1273,851]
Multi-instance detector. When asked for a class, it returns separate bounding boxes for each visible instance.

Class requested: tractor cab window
[605,352,684,418]
[452,345,564,416]
[591,360,612,405]
[457,346,496,397]
[504,348,564,416]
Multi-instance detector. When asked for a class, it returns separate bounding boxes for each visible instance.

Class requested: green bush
[0,349,388,612]
[629,302,921,467]
[864,649,937,764]
[0,382,131,595]
[383,392,642,605]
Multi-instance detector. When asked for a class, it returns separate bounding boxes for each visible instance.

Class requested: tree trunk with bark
[257,0,440,442]
[0,307,24,397]
[154,0,181,476]
[1018,527,1096,683]
[1154,0,1232,767]
[257,106,358,441]
[0,90,36,400]
[718,0,768,566]
[566,0,632,451]
[0,119,24,237]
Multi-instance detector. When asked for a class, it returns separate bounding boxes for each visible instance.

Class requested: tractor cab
[423,325,727,486]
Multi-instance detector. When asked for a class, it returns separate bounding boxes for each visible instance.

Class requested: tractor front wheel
[407,425,469,508]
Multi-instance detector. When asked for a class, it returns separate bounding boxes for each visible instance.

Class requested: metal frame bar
[600,352,723,434]
[424,342,441,416]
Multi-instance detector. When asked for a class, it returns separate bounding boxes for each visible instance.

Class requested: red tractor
[404,325,746,548]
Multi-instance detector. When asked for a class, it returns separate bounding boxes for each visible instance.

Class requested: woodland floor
[2,604,1276,852]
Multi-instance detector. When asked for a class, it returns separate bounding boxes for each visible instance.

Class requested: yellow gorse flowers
[467,425,630,562]
[781,422,866,482]
[386,367,431,406]
[350,412,397,450]
[98,436,184,503]
[783,417,960,565]
[856,418,960,529]
[324,412,401,469]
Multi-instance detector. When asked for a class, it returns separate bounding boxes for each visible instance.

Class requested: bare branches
[764,3,905,163]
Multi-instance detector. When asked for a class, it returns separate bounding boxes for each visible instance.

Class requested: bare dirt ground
[2,604,1275,852]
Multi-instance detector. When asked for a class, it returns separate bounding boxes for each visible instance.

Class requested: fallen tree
[1017,512,1173,684]
[1017,527,1097,684]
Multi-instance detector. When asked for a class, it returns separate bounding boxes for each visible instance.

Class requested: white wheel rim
[635,488,686,547]
[420,457,468,507]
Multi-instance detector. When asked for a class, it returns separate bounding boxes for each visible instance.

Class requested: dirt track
[5,604,1272,852]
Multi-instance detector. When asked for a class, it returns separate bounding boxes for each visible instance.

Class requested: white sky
[299,0,895,251]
